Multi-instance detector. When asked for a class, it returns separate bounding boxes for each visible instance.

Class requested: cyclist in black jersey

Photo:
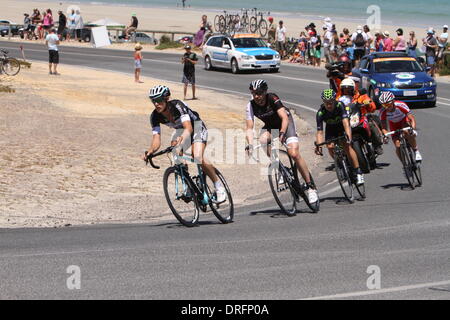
[315,89,364,185]
[245,79,319,204]
[144,85,226,202]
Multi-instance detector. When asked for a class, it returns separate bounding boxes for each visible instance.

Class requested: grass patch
[155,41,183,50]
[19,60,32,68]
[438,52,450,76]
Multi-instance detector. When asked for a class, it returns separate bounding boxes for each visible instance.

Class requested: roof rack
[370,52,409,58]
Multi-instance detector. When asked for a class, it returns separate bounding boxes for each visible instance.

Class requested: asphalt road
[1,40,449,300]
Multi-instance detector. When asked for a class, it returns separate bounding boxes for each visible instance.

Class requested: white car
[202,34,281,74]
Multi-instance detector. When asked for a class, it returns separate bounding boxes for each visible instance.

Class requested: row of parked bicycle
[213,8,270,37]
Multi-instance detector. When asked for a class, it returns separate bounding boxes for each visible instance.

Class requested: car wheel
[205,56,213,71]
[231,58,240,74]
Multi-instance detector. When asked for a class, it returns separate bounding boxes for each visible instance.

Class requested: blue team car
[352,52,437,107]
[202,33,281,74]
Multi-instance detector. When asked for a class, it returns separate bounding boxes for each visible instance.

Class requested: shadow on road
[148,220,222,228]
[380,183,413,191]
[320,197,354,205]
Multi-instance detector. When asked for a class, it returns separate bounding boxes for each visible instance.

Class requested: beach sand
[0,61,321,228]
[1,0,436,41]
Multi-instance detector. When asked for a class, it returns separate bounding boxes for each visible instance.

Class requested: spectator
[423,29,438,77]
[289,49,301,63]
[312,35,322,67]
[407,31,418,57]
[43,9,53,37]
[181,45,198,100]
[67,9,76,41]
[23,13,31,40]
[394,28,407,52]
[125,13,138,39]
[195,15,212,47]
[74,10,84,42]
[45,28,60,75]
[298,32,307,64]
[364,25,374,54]
[330,26,339,60]
[383,31,394,52]
[437,25,448,64]
[322,24,333,64]
[134,43,143,83]
[276,20,287,59]
[30,9,41,40]
[57,11,67,41]
[267,17,276,47]
[375,32,384,52]
[351,25,368,66]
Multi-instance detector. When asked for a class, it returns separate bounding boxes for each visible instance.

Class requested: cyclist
[144,85,227,202]
[378,91,422,162]
[245,79,319,203]
[315,89,364,185]
[338,78,384,155]
[327,54,360,98]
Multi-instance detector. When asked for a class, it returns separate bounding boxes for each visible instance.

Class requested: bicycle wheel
[335,156,354,203]
[204,169,234,224]
[2,58,21,76]
[268,150,297,215]
[163,166,200,227]
[407,144,422,187]
[400,142,415,189]
[249,17,258,33]
[300,172,320,213]
[218,15,226,33]
[259,20,268,37]
[353,139,370,174]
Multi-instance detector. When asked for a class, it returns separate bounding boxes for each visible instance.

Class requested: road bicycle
[316,136,366,203]
[250,138,320,215]
[249,8,268,37]
[384,127,422,189]
[146,146,234,227]
[0,49,21,76]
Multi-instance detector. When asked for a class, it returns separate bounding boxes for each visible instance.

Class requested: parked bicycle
[251,138,320,215]
[146,146,234,227]
[0,49,21,76]
[384,127,422,189]
[249,8,268,37]
[316,136,366,203]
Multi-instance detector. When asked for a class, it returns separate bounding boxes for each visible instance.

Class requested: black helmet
[249,79,268,92]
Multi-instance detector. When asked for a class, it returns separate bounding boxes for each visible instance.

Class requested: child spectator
[134,43,143,83]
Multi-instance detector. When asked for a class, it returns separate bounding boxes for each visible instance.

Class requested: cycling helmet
[340,78,356,89]
[321,89,336,101]
[378,91,395,105]
[149,85,171,100]
[249,79,268,92]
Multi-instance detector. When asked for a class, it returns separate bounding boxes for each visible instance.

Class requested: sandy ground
[0,61,321,228]
[2,0,440,42]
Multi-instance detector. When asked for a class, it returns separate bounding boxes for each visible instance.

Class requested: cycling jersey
[150,99,208,143]
[379,101,412,134]
[316,102,349,140]
[247,93,298,144]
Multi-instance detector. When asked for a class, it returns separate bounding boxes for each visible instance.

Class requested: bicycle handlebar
[315,135,347,147]
[384,127,413,137]
[145,146,174,169]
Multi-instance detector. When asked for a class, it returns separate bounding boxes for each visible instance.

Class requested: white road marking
[301,279,450,300]
[437,100,450,107]
[438,97,450,102]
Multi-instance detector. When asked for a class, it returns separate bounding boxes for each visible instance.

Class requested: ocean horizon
[29,0,450,29]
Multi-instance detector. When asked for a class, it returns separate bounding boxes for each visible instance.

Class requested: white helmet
[378,91,395,105]
[340,78,356,89]
[149,85,171,100]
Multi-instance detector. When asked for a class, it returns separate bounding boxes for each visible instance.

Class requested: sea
[36,0,450,29]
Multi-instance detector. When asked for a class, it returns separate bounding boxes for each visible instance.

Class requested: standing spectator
[407,31,418,57]
[134,43,143,83]
[57,11,67,41]
[375,32,384,52]
[437,25,448,64]
[74,10,84,42]
[43,9,53,37]
[394,28,407,52]
[423,29,439,77]
[298,32,307,64]
[351,26,368,66]
[312,35,322,67]
[331,27,339,60]
[276,20,287,59]
[193,15,212,48]
[322,24,333,64]
[181,45,198,100]
[182,0,186,8]
[45,28,60,75]
[30,9,41,40]
[383,31,394,52]
[67,9,76,41]
[267,16,276,47]
[23,13,31,40]
[364,25,374,54]
[125,13,138,39]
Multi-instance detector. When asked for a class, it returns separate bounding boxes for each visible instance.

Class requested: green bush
[438,52,450,76]
[159,34,172,44]
[155,41,184,50]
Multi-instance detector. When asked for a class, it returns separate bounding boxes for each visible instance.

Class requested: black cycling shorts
[325,124,345,141]
[261,113,298,144]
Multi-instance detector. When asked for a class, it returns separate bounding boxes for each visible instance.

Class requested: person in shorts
[181,45,198,100]
[134,43,143,83]
[45,28,60,75]
[276,20,287,58]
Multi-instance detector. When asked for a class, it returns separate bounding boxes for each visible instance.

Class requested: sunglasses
[151,96,165,104]
[381,103,393,108]
[251,90,266,95]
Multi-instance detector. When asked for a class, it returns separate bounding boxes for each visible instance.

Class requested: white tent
[86,18,125,28]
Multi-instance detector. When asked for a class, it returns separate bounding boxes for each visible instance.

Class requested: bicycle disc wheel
[268,150,297,215]
[259,20,268,37]
[249,17,258,33]
[204,169,234,224]
[2,58,21,76]
[163,166,200,227]
[400,143,415,189]
[335,157,354,203]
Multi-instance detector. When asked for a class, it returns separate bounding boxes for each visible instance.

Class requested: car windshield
[374,60,423,73]
[231,38,267,48]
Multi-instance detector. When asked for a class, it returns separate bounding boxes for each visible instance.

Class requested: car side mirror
[222,44,231,49]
